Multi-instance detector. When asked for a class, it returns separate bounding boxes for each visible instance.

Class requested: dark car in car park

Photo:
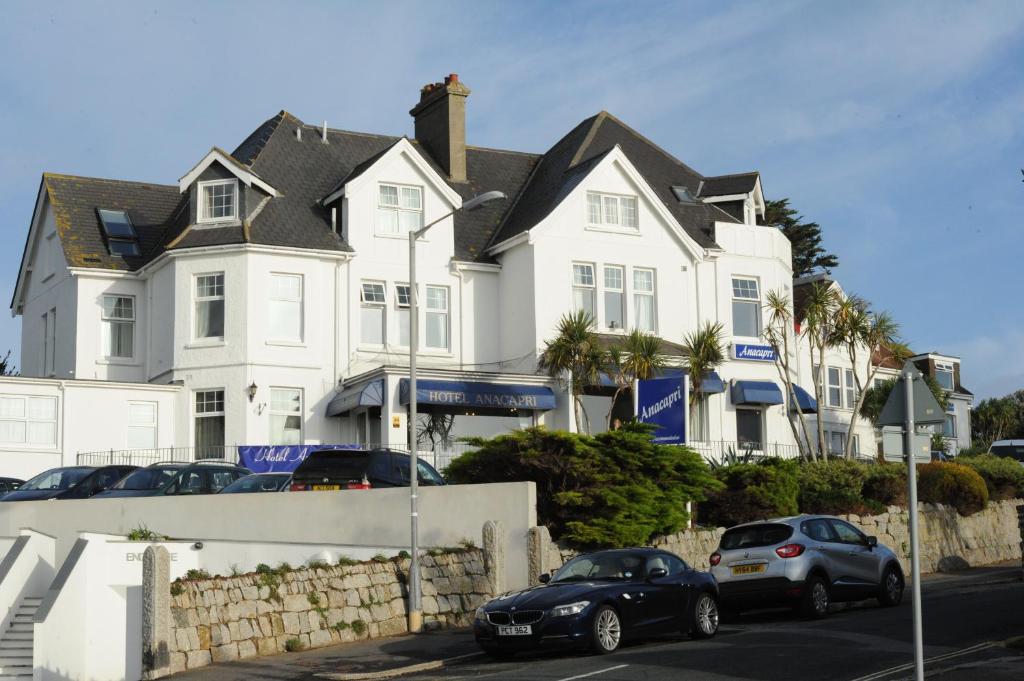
[473,548,719,657]
[1,465,138,501]
[0,477,24,497]
[289,449,446,491]
[93,461,250,497]
[218,472,291,494]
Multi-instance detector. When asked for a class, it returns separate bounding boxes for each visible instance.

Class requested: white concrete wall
[73,275,148,382]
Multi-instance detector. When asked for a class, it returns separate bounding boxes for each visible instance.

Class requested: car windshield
[20,468,94,491]
[721,523,794,550]
[221,474,288,493]
[552,553,645,582]
[112,466,184,490]
[990,444,1024,463]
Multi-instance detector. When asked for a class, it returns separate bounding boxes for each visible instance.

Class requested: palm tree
[801,282,840,458]
[680,322,725,441]
[538,310,605,434]
[763,290,815,460]
[839,307,902,459]
[605,329,666,430]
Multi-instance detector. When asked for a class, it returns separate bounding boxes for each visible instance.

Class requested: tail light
[290,482,308,491]
[709,552,721,567]
[345,475,372,490]
[775,543,805,559]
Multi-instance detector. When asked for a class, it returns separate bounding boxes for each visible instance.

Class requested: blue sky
[1,1,1022,398]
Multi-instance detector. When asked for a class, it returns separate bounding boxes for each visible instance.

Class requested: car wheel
[591,605,622,654]
[689,592,720,639]
[799,575,830,619]
[877,564,904,607]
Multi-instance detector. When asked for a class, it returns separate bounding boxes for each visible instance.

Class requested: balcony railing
[687,440,802,465]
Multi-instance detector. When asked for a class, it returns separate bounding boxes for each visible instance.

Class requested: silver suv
[709,515,904,618]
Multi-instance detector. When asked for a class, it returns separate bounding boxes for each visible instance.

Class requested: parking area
[173,568,1024,681]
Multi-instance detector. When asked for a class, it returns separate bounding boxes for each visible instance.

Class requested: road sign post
[877,360,945,681]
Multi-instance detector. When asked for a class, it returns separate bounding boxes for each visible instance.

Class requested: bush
[699,458,799,528]
[957,454,1024,501]
[863,463,907,507]
[284,638,304,652]
[917,462,989,515]
[445,424,721,549]
[798,460,869,515]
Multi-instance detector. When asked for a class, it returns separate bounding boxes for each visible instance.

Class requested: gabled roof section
[700,172,760,197]
[340,138,464,208]
[489,111,740,250]
[178,147,279,197]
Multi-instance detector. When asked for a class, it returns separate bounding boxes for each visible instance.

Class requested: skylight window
[97,209,141,257]
[671,186,698,203]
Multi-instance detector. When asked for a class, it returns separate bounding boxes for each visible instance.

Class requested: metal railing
[688,440,803,465]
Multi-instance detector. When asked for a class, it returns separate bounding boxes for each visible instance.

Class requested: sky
[0,0,1021,399]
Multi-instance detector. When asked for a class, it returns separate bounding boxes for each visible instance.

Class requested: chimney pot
[410,74,470,182]
[445,73,458,84]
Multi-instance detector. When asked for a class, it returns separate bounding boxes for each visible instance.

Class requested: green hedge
[698,459,799,527]
[957,454,1024,501]
[862,463,907,508]
[917,462,989,516]
[798,460,869,515]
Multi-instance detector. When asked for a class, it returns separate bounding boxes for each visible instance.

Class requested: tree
[680,322,725,441]
[762,290,815,460]
[604,329,666,430]
[538,310,605,434]
[972,396,1020,447]
[801,282,841,457]
[0,351,17,377]
[764,199,839,278]
[859,375,949,423]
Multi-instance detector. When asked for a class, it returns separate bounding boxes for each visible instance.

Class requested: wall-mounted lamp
[247,382,258,403]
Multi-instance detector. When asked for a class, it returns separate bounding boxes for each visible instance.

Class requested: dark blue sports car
[474,548,719,656]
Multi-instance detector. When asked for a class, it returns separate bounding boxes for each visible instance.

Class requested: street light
[407,189,506,633]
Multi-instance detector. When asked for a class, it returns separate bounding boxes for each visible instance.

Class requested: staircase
[0,596,40,680]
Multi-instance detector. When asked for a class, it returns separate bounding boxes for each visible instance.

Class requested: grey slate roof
[700,172,760,197]
[35,108,764,273]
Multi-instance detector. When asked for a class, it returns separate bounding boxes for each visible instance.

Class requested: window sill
[266,340,307,348]
[194,219,241,229]
[374,232,429,242]
[96,359,141,367]
[585,225,640,236]
[186,340,227,349]
[0,445,59,453]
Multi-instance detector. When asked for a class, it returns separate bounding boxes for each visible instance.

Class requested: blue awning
[789,384,818,414]
[399,378,556,411]
[326,379,384,416]
[698,371,726,394]
[731,380,784,406]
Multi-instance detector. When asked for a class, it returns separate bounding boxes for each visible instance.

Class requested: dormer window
[97,209,141,256]
[586,192,638,230]
[377,183,423,235]
[935,362,954,391]
[198,179,238,223]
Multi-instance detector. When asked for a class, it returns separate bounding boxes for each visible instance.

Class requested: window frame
[571,262,597,323]
[586,191,639,231]
[827,367,843,408]
[194,389,226,459]
[193,272,226,341]
[944,413,957,438]
[269,387,303,446]
[844,368,857,409]
[395,284,412,348]
[602,265,626,331]
[375,182,424,236]
[935,362,955,392]
[267,273,304,343]
[197,179,239,224]
[127,401,158,450]
[735,407,764,449]
[101,294,136,360]
[424,285,450,351]
[359,281,387,347]
[0,395,58,449]
[633,267,656,333]
[731,276,761,338]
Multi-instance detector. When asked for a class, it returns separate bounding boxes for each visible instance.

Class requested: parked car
[0,477,24,497]
[218,472,291,494]
[473,548,719,657]
[94,461,250,498]
[709,515,904,619]
[289,449,446,491]
[1,465,138,502]
[989,440,1024,464]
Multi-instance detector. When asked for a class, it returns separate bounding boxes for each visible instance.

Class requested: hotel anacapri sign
[634,376,688,444]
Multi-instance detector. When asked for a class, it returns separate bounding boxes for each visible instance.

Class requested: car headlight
[550,600,590,617]
[475,606,488,622]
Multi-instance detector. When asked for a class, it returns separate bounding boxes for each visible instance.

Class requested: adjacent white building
[4,73,969,477]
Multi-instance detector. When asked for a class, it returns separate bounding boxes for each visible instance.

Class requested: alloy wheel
[596,608,621,652]
[812,581,829,614]
[695,594,719,637]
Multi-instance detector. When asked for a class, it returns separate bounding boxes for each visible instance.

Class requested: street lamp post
[407,190,505,633]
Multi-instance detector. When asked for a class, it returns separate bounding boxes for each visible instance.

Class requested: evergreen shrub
[862,463,907,508]
[698,458,799,528]
[797,459,869,514]
[957,454,1024,501]
[917,462,988,515]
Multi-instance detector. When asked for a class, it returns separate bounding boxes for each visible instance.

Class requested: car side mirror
[866,536,878,549]
[538,573,551,584]
[647,567,668,580]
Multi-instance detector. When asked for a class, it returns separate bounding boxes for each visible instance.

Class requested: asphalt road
[406,579,1024,681]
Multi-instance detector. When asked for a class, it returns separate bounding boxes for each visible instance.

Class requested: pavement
[174,561,1024,681]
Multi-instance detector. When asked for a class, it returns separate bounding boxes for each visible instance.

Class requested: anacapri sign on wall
[635,376,687,444]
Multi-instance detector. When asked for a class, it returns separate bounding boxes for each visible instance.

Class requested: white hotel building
[6,74,864,478]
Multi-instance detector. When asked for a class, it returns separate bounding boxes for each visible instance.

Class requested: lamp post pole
[406,190,505,633]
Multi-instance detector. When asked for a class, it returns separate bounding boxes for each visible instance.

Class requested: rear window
[721,523,794,550]
[293,451,374,481]
[990,445,1024,463]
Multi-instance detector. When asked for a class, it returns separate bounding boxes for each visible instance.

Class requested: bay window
[195,273,225,340]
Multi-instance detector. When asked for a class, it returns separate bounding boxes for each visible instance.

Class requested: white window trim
[424,285,450,351]
[935,362,955,392]
[827,366,843,409]
[193,272,226,342]
[0,395,58,450]
[585,191,640,233]
[267,273,304,344]
[735,406,766,451]
[127,401,158,450]
[101,294,136,362]
[359,281,387,348]
[269,387,303,446]
[394,283,412,348]
[731,276,762,339]
[197,179,239,224]
[633,267,657,334]
[602,264,626,332]
[571,262,597,324]
[375,183,424,238]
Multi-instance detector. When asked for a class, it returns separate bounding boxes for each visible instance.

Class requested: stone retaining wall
[531,499,1024,580]
[164,550,491,674]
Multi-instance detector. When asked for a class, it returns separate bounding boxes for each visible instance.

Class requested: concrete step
[5,625,30,634]
[0,659,29,668]
[0,665,30,674]
[0,675,33,680]
[1,633,32,641]
[0,643,31,652]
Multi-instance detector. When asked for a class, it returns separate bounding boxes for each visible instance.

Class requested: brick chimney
[410,73,470,183]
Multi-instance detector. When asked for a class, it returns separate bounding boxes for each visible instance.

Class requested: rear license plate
[496,625,532,636]
[731,564,767,575]
[312,484,340,491]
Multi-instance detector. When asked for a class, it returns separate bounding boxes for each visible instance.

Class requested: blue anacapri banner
[237,444,363,473]
[635,376,687,444]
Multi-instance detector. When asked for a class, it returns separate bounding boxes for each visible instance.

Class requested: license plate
[312,484,340,491]
[731,564,767,575]
[496,625,532,636]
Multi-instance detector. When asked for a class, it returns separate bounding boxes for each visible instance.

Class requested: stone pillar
[142,546,171,680]
[527,526,552,586]
[482,521,505,596]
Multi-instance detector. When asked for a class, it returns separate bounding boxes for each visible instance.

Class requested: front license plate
[497,625,532,636]
[731,564,767,575]
[312,484,340,491]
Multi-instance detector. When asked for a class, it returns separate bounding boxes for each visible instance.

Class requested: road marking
[847,641,996,681]
[556,664,629,681]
